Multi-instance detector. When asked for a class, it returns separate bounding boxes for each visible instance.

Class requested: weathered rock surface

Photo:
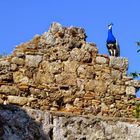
[1,105,140,140]
[52,113,140,140]
[0,105,50,140]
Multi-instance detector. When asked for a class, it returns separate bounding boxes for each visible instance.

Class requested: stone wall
[1,106,140,140]
[0,22,140,118]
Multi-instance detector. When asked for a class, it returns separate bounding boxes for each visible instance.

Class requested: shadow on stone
[0,104,50,140]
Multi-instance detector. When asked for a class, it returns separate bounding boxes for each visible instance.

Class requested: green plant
[129,72,140,78]
[129,42,140,78]
[137,42,140,52]
[132,102,140,118]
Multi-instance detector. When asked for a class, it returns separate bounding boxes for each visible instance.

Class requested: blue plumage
[107,28,116,43]
[106,23,120,56]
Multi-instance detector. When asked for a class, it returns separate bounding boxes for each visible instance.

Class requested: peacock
[106,23,120,57]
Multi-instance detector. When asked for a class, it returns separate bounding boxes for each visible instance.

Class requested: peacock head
[108,23,113,30]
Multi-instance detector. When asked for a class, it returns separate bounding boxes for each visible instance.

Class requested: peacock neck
[108,28,112,34]
[107,28,116,43]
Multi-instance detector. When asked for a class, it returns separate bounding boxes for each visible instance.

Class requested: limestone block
[77,64,94,78]
[70,48,91,62]
[70,48,82,62]
[34,70,55,84]
[50,107,58,111]
[13,71,29,84]
[15,52,25,58]
[25,55,42,67]
[109,56,128,71]
[50,22,63,34]
[101,103,109,112]
[42,32,56,45]
[102,73,112,84]
[0,73,13,82]
[64,61,79,73]
[57,49,70,61]
[85,80,95,91]
[0,60,10,66]
[10,63,18,71]
[55,73,77,86]
[83,92,95,100]
[94,80,107,93]
[81,43,98,53]
[111,69,122,80]
[30,87,41,95]
[85,80,107,93]
[0,60,11,75]
[81,51,92,62]
[49,62,63,74]
[41,61,63,74]
[73,98,83,107]
[11,57,25,66]
[77,78,87,91]
[126,86,136,95]
[96,56,108,64]
[8,96,28,105]
[63,97,73,104]
[0,85,19,95]
[109,84,126,95]
[94,64,108,71]
[125,80,140,88]
[104,96,115,105]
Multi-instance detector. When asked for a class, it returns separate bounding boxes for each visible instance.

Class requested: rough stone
[81,43,98,53]
[25,55,42,68]
[94,80,107,93]
[70,48,91,62]
[111,69,122,80]
[0,60,10,66]
[0,106,50,140]
[0,85,19,95]
[77,64,94,78]
[96,56,108,64]
[70,48,82,62]
[34,70,55,84]
[109,56,128,71]
[42,32,57,46]
[13,71,29,84]
[8,96,28,105]
[109,84,126,95]
[125,80,140,87]
[11,57,25,66]
[55,73,77,86]
[85,80,95,91]
[10,63,18,71]
[64,61,79,73]
[40,61,63,74]
[50,22,63,35]
[126,86,136,95]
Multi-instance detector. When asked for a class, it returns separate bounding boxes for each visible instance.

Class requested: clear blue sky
[0,1,140,95]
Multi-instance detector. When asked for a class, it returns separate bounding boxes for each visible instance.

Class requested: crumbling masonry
[0,22,140,117]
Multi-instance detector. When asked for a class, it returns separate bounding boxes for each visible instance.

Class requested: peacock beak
[108,23,113,27]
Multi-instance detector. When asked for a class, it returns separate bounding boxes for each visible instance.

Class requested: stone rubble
[0,22,140,118]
